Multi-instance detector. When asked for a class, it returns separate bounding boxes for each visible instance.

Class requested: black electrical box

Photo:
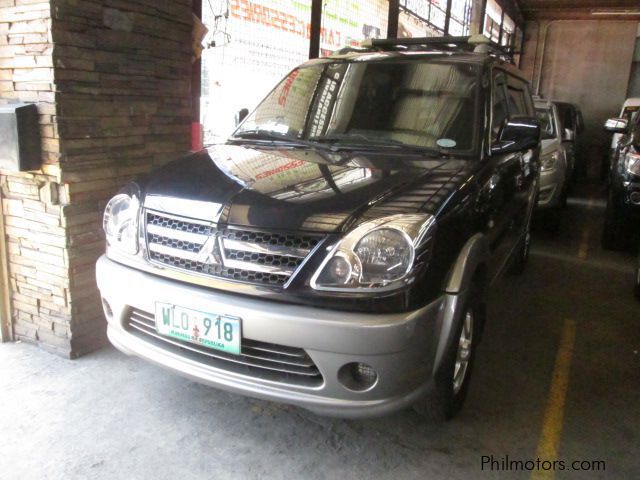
[0,102,41,172]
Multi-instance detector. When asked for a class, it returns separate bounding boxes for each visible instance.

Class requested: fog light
[101,298,113,320]
[338,362,378,392]
[630,192,640,205]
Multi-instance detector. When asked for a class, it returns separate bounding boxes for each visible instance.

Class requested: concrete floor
[1,183,638,480]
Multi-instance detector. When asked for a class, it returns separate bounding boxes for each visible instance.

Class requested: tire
[601,192,627,251]
[511,216,532,275]
[413,288,483,422]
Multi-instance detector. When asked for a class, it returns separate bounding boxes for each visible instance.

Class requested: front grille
[126,308,323,388]
[144,210,322,287]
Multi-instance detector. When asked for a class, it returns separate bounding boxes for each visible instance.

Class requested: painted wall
[521,20,638,177]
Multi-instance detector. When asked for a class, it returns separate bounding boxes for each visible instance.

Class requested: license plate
[155,303,241,355]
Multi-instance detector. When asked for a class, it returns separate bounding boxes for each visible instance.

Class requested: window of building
[201,0,313,144]
[399,0,448,36]
[319,0,389,56]
[449,0,473,36]
[483,0,502,44]
[501,14,515,47]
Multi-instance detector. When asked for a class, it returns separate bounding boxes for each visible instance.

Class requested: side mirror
[235,108,249,126]
[491,115,540,155]
[563,128,575,143]
[603,117,628,134]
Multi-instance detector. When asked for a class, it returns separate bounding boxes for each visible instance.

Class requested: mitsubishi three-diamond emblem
[196,234,223,266]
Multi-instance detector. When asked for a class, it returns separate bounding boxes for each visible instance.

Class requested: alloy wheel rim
[453,310,473,395]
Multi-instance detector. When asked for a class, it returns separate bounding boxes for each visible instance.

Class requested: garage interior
[1,0,639,479]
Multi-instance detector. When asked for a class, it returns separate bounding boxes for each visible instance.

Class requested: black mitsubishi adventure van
[97,36,541,421]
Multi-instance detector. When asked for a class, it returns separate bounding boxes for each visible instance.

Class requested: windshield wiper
[229,130,323,149]
[309,133,449,156]
[309,133,403,147]
[231,130,454,157]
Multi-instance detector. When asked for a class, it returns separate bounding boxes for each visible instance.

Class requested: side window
[505,75,533,116]
[492,72,509,139]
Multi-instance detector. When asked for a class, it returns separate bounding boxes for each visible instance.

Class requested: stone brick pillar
[0,0,194,357]
[0,0,70,356]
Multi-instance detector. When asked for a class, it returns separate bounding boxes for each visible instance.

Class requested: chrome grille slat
[222,238,310,258]
[148,243,202,262]
[126,309,323,386]
[241,342,308,359]
[146,224,208,244]
[222,258,295,276]
[144,210,323,287]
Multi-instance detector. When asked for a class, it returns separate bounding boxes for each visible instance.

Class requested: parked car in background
[607,97,640,178]
[96,36,541,421]
[554,101,585,179]
[602,112,640,250]
[535,98,570,230]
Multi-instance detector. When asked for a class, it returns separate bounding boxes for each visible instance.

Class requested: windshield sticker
[437,138,457,148]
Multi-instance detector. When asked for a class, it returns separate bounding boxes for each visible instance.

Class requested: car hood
[540,138,561,156]
[138,143,467,233]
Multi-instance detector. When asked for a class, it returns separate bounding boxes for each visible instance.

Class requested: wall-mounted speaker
[0,102,42,172]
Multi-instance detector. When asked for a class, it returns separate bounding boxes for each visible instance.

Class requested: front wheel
[414,291,482,422]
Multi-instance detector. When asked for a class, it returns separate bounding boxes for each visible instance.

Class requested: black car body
[603,112,640,250]
[97,37,541,420]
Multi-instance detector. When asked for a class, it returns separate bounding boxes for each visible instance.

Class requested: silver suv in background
[535,99,571,230]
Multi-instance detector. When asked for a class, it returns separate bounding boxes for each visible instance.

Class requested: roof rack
[353,35,518,64]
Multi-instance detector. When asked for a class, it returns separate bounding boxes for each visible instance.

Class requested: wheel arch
[443,233,490,296]
[431,233,490,377]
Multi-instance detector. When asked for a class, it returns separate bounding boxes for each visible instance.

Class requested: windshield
[232,59,481,155]
[536,107,556,140]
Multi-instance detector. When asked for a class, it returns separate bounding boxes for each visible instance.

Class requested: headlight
[624,150,640,177]
[103,186,141,255]
[541,151,560,172]
[311,214,435,292]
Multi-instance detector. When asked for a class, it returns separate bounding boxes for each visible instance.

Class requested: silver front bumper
[537,166,566,209]
[96,256,458,418]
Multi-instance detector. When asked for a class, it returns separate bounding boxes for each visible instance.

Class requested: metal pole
[191,0,202,150]
[387,0,400,38]
[444,0,453,35]
[0,190,12,342]
[309,0,322,59]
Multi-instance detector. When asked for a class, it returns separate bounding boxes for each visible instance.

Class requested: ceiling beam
[523,8,640,20]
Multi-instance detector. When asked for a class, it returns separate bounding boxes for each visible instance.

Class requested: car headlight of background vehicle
[540,151,560,172]
[103,185,141,255]
[311,214,436,292]
[624,150,640,177]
